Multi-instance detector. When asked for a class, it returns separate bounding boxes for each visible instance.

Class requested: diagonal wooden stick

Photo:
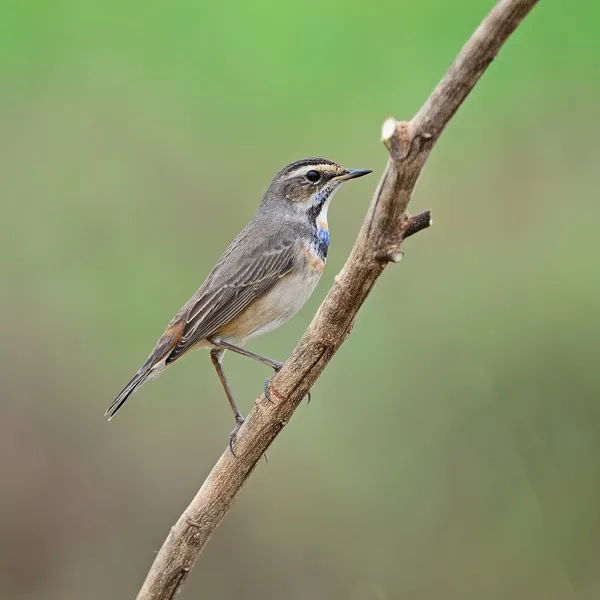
[136,1,540,597]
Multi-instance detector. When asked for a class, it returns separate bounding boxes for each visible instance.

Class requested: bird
[105,157,371,450]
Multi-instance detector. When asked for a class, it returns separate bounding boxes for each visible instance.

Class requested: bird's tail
[106,319,184,420]
[105,366,152,420]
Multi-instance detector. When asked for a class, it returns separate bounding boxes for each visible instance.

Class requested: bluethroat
[106,158,371,449]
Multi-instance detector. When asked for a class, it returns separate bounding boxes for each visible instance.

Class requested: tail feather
[106,319,183,420]
[105,368,151,420]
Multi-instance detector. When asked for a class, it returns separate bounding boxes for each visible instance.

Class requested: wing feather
[166,237,296,363]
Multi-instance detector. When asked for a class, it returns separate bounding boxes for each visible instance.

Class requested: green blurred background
[2,0,600,598]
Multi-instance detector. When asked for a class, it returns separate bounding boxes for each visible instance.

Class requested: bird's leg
[209,338,312,405]
[210,348,269,462]
[210,348,245,455]
[210,338,283,370]
[210,338,284,403]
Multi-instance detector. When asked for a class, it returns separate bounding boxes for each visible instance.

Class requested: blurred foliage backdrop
[1,1,600,599]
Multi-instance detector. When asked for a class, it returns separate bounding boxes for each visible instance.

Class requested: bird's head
[262,158,371,219]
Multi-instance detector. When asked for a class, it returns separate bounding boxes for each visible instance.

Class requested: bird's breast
[300,245,326,273]
[219,267,322,342]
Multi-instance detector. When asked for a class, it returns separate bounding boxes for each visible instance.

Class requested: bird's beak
[333,168,373,182]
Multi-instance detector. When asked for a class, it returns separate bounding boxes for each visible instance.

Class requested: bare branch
[136,1,539,598]
[405,210,433,240]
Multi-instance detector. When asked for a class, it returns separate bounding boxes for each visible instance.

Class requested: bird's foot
[228,414,268,463]
[263,374,276,403]
[263,371,312,405]
[228,414,245,457]
[263,362,283,403]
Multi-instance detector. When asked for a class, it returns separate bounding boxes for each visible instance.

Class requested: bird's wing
[165,235,296,363]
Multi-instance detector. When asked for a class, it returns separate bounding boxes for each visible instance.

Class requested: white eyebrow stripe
[281,165,339,181]
[281,166,309,181]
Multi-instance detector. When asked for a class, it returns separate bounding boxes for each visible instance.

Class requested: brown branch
[404,210,433,240]
[136,0,539,598]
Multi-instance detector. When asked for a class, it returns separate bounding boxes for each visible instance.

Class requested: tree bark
[136,0,540,598]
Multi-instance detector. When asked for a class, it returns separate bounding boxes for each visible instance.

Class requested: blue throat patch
[315,225,330,260]
[317,226,330,247]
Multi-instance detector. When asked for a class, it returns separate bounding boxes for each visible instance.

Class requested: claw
[228,437,236,457]
[265,376,312,405]
[228,416,245,457]
[263,362,282,403]
[264,376,274,403]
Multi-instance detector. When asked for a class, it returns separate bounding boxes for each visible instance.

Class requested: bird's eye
[306,170,321,183]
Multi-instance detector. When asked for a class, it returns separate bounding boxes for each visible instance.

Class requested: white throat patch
[310,183,341,226]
